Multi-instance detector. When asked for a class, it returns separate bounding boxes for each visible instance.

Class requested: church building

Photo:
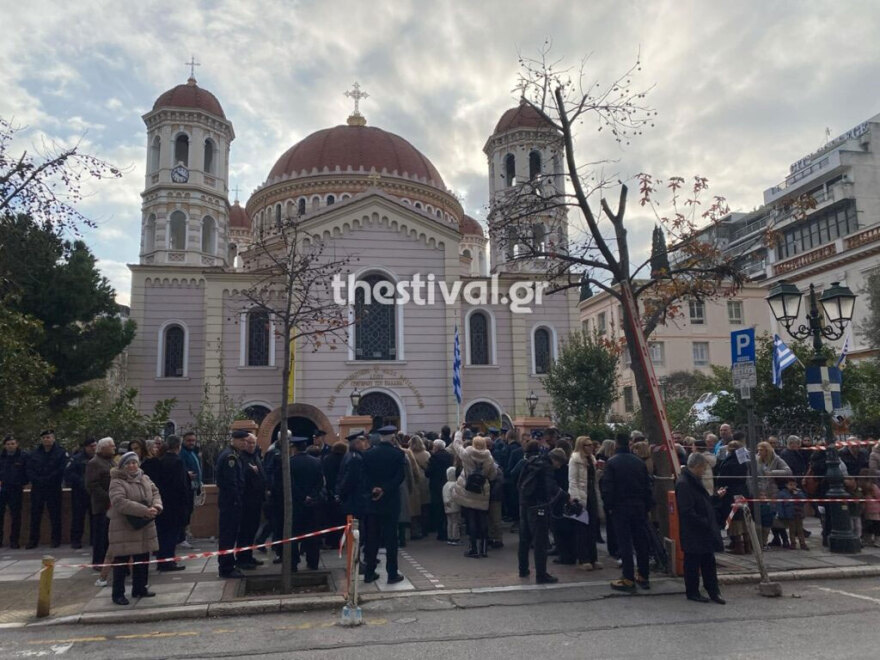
[126,73,578,442]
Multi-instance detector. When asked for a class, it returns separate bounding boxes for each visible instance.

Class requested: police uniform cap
[231,430,249,439]
[530,429,544,438]
[346,430,365,442]
[487,426,500,434]
[313,429,327,438]
[377,425,397,435]
[291,436,309,445]
[40,429,55,437]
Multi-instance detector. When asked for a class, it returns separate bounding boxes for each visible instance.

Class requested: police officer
[64,437,96,549]
[237,433,266,569]
[362,425,406,585]
[312,429,331,458]
[286,436,325,570]
[26,430,68,549]
[0,436,28,549]
[216,430,248,578]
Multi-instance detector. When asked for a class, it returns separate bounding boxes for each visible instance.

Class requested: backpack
[465,463,487,494]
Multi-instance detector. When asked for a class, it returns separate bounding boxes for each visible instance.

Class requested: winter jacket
[599,448,654,513]
[505,442,524,479]
[755,454,792,498]
[517,453,560,507]
[26,442,68,490]
[426,449,453,501]
[180,446,202,490]
[569,452,595,505]
[864,484,880,521]
[840,448,868,477]
[142,452,190,528]
[674,468,723,555]
[63,450,90,494]
[361,440,406,517]
[107,467,162,557]
[411,449,431,506]
[0,448,28,490]
[336,450,370,517]
[450,433,498,511]
[775,488,806,521]
[84,454,115,514]
[442,467,460,515]
[779,448,807,478]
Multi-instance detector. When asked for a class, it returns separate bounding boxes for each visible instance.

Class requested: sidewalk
[2,518,878,627]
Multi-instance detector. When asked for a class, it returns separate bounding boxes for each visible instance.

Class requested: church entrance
[256,403,336,452]
[464,401,503,434]
[271,416,318,443]
[356,391,401,431]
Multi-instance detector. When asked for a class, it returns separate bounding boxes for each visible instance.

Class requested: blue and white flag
[452,324,462,404]
[806,365,842,413]
[772,334,798,388]
[837,328,851,369]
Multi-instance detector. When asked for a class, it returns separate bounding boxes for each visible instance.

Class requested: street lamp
[766,279,859,553]
[526,390,539,417]
[349,388,362,414]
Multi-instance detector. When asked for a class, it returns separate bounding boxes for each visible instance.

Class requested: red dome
[494,100,554,135]
[267,125,445,189]
[461,214,484,237]
[153,79,225,119]
[228,201,251,229]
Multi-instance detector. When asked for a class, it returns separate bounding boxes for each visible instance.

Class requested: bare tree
[237,217,353,591]
[490,45,744,450]
[0,118,122,232]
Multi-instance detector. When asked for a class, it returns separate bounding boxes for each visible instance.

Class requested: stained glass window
[534,327,551,374]
[355,274,396,360]
[469,311,490,365]
[357,392,400,428]
[247,310,270,366]
[164,325,185,377]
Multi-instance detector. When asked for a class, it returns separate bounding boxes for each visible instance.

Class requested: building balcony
[773,243,837,277]
[845,224,880,250]
[764,150,843,205]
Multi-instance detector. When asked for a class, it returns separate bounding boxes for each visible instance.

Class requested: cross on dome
[231,184,240,203]
[344,82,369,126]
[185,55,201,84]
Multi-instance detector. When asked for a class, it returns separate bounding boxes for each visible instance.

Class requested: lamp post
[349,388,362,415]
[766,279,859,553]
[526,390,539,417]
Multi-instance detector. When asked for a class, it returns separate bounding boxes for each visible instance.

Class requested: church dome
[461,214,484,237]
[153,78,225,119]
[267,124,446,190]
[493,99,554,135]
[228,200,251,229]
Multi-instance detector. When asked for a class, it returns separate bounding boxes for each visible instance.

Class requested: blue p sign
[731,328,755,365]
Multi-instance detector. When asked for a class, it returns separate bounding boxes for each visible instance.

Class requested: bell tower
[139,63,234,268]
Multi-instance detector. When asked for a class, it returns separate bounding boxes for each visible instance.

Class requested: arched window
[355,273,396,360]
[150,136,161,172]
[203,139,215,174]
[326,194,335,205]
[469,311,490,365]
[465,401,502,429]
[144,214,156,252]
[534,327,552,374]
[533,223,547,252]
[244,404,271,426]
[414,202,422,209]
[169,211,187,250]
[504,153,516,186]
[163,325,185,377]
[201,216,216,254]
[356,392,401,428]
[462,249,472,259]
[529,150,542,180]
[311,196,320,210]
[247,310,271,366]
[174,134,189,166]
[298,198,306,216]
[286,201,295,219]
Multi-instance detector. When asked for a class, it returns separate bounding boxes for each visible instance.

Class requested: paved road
[2,578,878,659]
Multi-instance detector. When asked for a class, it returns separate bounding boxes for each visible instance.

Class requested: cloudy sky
[2,0,879,305]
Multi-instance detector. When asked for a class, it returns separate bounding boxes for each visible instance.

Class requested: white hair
[687,452,709,469]
[433,439,446,451]
[96,437,115,450]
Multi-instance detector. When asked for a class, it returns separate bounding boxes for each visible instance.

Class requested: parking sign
[731,328,755,365]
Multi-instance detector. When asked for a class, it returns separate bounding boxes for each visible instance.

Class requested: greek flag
[772,334,797,388]
[452,324,462,404]
[837,328,851,369]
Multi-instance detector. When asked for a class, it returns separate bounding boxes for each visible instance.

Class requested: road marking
[814,586,880,605]
[28,638,107,645]
[115,632,199,640]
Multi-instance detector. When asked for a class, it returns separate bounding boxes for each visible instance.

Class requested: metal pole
[745,400,762,544]
[36,556,55,618]
[742,505,781,597]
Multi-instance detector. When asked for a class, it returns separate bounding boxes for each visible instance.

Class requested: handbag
[125,501,153,530]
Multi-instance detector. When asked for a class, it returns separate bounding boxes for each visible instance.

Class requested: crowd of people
[2,421,879,607]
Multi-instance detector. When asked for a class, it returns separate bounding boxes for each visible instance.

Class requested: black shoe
[133,590,156,598]
[237,562,258,570]
[386,574,405,585]
[158,563,186,572]
[26,543,37,550]
[71,543,82,550]
[272,556,283,564]
[709,594,727,605]
[687,594,710,603]
[519,569,531,578]
[112,595,130,606]
[363,571,380,583]
[219,569,244,579]
[536,574,559,584]
[635,576,650,590]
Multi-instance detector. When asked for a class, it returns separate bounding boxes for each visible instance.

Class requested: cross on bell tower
[344,82,369,126]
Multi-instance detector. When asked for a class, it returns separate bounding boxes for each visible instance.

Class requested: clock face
[171,165,189,183]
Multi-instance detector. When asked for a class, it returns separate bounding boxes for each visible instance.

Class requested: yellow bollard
[36,555,55,618]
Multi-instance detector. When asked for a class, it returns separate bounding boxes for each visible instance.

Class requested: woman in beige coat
[108,452,163,605]
[450,431,498,558]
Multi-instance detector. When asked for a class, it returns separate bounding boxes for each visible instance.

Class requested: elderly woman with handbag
[108,452,163,605]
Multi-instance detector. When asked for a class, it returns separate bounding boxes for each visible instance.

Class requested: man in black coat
[63,437,96,549]
[504,431,524,524]
[216,430,248,578]
[26,430,68,549]
[779,435,807,481]
[517,440,562,584]
[717,441,750,553]
[0,435,28,549]
[237,434,267,569]
[426,439,453,540]
[361,425,406,585]
[336,432,370,521]
[283,437,325,571]
[143,435,189,571]
[675,452,726,604]
[600,434,654,593]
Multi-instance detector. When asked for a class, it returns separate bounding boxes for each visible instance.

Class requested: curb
[20,564,880,627]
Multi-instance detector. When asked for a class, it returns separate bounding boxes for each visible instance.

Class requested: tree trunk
[279,327,293,593]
